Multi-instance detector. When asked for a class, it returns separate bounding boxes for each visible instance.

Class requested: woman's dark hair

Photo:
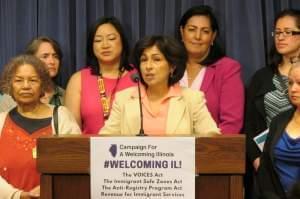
[269,9,300,73]
[0,54,54,98]
[131,35,187,87]
[178,5,225,66]
[86,16,132,75]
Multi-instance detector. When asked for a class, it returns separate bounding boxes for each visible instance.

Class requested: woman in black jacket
[244,9,300,198]
[257,56,300,198]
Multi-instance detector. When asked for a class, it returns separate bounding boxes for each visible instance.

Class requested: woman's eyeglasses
[272,30,300,38]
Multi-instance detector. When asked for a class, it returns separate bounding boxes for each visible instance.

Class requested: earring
[211,42,214,46]
[170,68,175,79]
[170,72,174,78]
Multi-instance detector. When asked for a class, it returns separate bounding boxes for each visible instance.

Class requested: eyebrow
[141,53,162,57]
[95,33,117,37]
[186,24,210,29]
[39,52,58,56]
[186,25,197,28]
[275,27,299,30]
[14,75,39,78]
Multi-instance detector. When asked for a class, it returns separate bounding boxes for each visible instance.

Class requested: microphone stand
[136,80,147,136]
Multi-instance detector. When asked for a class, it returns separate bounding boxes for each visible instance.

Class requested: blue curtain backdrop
[1,0,300,87]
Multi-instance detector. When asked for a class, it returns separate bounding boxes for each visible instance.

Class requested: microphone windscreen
[130,73,140,82]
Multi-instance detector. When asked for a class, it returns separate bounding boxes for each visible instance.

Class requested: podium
[37,135,245,199]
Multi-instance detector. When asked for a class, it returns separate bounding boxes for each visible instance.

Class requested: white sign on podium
[90,137,195,199]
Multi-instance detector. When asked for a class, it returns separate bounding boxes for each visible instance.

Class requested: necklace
[97,70,122,120]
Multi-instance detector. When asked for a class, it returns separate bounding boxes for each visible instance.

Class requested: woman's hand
[253,157,260,171]
[20,192,32,199]
[29,185,40,198]
[20,186,40,199]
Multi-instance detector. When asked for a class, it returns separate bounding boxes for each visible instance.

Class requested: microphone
[130,73,140,83]
[130,73,146,136]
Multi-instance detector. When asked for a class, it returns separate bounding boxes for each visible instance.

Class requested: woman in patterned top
[0,54,80,199]
[244,9,300,199]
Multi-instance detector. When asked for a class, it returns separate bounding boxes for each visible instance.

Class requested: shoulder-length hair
[0,54,54,97]
[86,16,132,75]
[25,36,63,62]
[24,36,63,84]
[177,5,225,66]
[131,35,187,87]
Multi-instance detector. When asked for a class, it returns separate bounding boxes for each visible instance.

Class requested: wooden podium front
[37,135,245,199]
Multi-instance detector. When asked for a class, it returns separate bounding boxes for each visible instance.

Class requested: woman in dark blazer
[257,57,300,198]
[244,9,300,199]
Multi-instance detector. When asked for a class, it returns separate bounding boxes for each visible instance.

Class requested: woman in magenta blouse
[65,16,136,134]
[178,5,244,134]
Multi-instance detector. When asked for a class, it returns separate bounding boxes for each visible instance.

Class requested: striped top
[264,74,292,126]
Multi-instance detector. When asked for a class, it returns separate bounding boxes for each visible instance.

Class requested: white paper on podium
[90,137,195,199]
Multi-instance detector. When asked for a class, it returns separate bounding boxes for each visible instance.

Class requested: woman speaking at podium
[100,35,220,136]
